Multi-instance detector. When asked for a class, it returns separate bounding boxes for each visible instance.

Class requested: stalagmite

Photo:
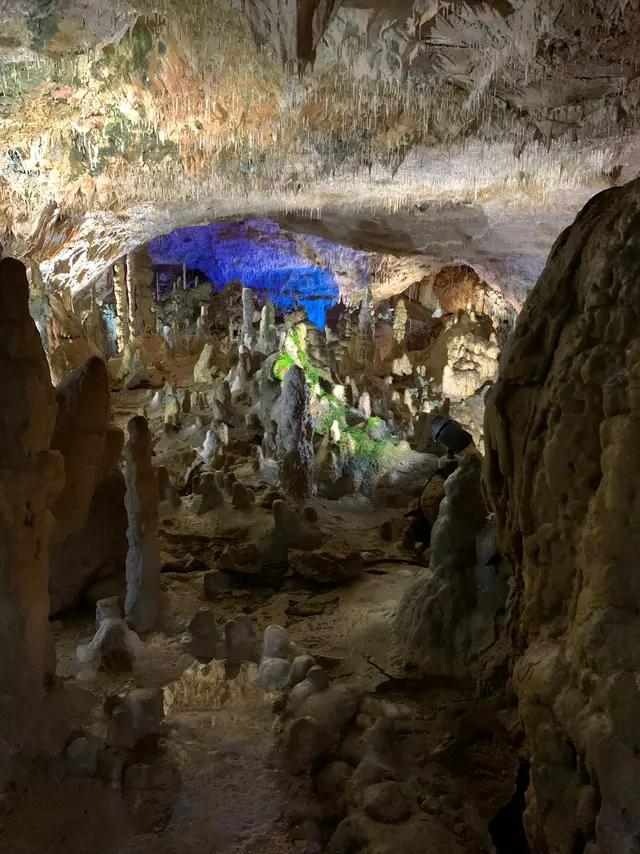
[126,254,137,339]
[123,416,161,632]
[276,365,315,499]
[258,301,277,353]
[0,258,65,787]
[392,298,408,348]
[131,247,155,335]
[113,258,129,352]
[241,287,256,349]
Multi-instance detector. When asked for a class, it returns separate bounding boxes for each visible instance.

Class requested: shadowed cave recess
[1,2,640,853]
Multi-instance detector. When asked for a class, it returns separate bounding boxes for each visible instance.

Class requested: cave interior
[1,1,640,853]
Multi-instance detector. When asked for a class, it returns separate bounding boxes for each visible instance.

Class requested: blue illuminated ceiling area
[148,219,369,329]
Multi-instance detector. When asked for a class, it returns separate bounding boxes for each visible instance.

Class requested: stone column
[123,416,161,632]
[483,178,640,853]
[0,258,65,784]
[352,283,375,367]
[126,253,137,339]
[113,258,129,352]
[276,365,315,499]
[132,247,155,335]
[242,287,255,349]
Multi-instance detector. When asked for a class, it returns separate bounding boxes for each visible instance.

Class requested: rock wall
[483,178,640,853]
[0,258,64,787]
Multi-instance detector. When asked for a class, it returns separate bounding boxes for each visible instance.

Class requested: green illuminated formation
[273,325,403,487]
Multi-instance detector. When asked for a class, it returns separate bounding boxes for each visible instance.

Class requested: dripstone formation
[123,415,162,632]
[483,178,640,853]
[276,365,315,499]
[0,258,65,787]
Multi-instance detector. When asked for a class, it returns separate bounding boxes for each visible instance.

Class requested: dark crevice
[489,759,531,854]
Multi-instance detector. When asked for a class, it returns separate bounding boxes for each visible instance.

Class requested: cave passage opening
[146,218,368,329]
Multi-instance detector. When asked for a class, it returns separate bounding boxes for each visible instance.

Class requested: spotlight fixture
[431,415,472,475]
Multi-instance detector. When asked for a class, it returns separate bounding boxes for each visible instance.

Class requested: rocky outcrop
[483,179,640,854]
[0,258,65,787]
[48,356,128,614]
[50,421,127,614]
[49,357,109,543]
[394,454,507,682]
[123,416,161,632]
[275,365,315,499]
[46,291,97,384]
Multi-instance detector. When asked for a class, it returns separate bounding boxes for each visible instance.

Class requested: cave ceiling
[1,0,639,297]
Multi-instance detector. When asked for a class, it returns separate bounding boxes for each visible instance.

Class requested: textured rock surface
[276,365,314,499]
[123,416,161,632]
[394,454,507,682]
[483,178,640,854]
[0,258,64,787]
[49,356,108,542]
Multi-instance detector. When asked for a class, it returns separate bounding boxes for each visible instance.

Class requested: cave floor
[1,379,521,854]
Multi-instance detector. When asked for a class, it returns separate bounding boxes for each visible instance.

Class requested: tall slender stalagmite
[126,253,137,338]
[123,415,161,631]
[132,247,155,335]
[113,258,129,352]
[0,258,65,786]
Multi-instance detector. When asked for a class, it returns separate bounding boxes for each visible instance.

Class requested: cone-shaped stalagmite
[276,365,315,499]
[0,258,65,786]
[123,416,161,631]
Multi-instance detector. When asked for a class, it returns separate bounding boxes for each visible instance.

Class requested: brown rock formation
[46,290,97,384]
[50,356,109,542]
[124,415,161,632]
[0,258,65,786]
[48,362,127,613]
[275,365,315,499]
[483,179,640,853]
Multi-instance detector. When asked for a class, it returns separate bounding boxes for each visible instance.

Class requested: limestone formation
[157,466,181,512]
[392,299,408,349]
[442,324,499,402]
[196,472,224,515]
[241,287,256,349]
[223,615,257,662]
[0,258,65,787]
[47,291,97,384]
[276,365,315,499]
[47,356,129,613]
[258,300,277,353]
[201,430,218,463]
[113,258,129,351]
[231,481,254,508]
[163,384,180,428]
[483,179,640,854]
[193,342,218,384]
[130,247,155,336]
[187,609,219,660]
[394,454,505,681]
[123,416,161,632]
[50,356,109,544]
